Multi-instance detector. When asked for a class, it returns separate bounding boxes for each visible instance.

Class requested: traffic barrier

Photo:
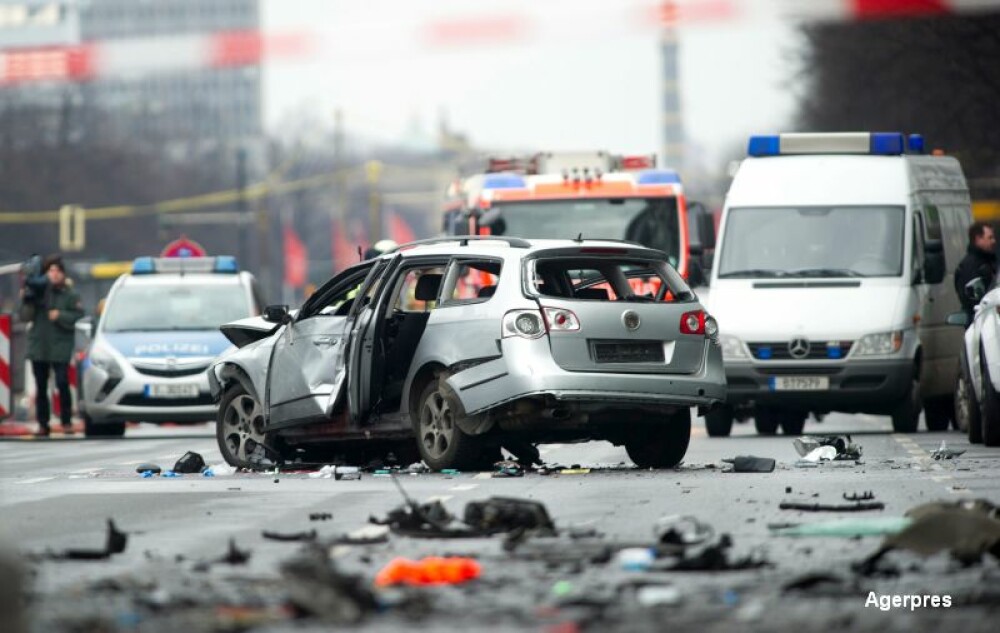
[0,313,11,420]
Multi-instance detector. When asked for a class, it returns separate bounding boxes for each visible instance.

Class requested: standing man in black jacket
[954,221,997,325]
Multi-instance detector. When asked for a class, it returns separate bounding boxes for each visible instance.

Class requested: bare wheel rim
[957,377,970,427]
[420,389,455,460]
[223,394,266,464]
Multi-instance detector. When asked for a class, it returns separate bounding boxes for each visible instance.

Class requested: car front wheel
[415,379,484,471]
[625,409,691,469]
[890,371,921,433]
[217,384,273,470]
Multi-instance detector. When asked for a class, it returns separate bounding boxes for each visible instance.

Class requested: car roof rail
[393,236,532,251]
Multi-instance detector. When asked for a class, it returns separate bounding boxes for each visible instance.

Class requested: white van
[705,132,971,436]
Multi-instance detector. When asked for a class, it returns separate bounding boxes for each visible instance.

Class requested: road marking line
[449,484,478,492]
[16,476,55,484]
[473,472,492,480]
[931,475,954,482]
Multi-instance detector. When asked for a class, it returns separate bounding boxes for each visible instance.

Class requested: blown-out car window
[391,266,446,313]
[529,256,693,303]
[442,259,503,303]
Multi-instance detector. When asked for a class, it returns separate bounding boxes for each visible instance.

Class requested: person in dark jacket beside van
[954,222,997,324]
[19,255,84,437]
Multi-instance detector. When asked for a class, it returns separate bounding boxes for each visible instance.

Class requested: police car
[79,256,262,437]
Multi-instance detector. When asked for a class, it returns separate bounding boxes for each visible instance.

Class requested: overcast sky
[262,0,802,168]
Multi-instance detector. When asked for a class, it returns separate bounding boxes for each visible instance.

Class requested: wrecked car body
[208,237,726,470]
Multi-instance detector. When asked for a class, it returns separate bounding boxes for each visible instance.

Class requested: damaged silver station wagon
[208,237,726,471]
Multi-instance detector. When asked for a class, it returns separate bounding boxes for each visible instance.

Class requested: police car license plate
[769,376,829,391]
[145,384,199,398]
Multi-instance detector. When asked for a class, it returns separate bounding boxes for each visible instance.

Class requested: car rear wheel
[416,379,484,471]
[217,384,273,470]
[625,409,691,469]
[754,409,780,435]
[890,372,921,433]
[923,396,952,431]
[978,349,1000,447]
[705,407,734,437]
[83,415,125,437]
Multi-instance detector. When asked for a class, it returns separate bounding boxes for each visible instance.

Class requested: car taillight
[502,310,546,339]
[543,307,580,332]
[680,310,706,336]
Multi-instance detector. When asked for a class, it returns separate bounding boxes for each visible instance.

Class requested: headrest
[477,285,497,298]
[415,274,442,301]
[575,287,609,301]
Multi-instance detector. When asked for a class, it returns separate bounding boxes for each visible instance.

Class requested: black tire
[415,379,484,471]
[979,349,1000,447]
[891,371,921,433]
[625,409,692,469]
[958,346,982,442]
[705,407,734,437]
[217,383,274,470]
[779,412,806,436]
[754,409,779,435]
[83,415,125,437]
[923,396,952,432]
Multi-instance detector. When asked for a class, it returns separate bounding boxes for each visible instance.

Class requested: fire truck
[443,151,715,286]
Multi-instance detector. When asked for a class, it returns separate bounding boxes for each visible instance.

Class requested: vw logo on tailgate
[622,310,641,331]
[788,338,810,359]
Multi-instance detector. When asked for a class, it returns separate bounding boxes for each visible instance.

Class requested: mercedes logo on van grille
[788,338,810,359]
[622,311,641,331]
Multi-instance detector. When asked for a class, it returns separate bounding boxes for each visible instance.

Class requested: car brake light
[543,307,580,332]
[680,310,706,336]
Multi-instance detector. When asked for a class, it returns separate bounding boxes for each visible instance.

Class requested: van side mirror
[965,277,987,304]
[263,304,292,324]
[945,311,969,327]
[921,240,946,285]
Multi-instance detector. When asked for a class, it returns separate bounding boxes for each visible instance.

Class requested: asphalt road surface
[2,413,999,632]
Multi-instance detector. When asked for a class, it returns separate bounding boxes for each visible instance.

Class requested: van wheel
[779,412,806,436]
[625,410,691,469]
[705,407,734,437]
[754,409,779,435]
[217,384,274,470]
[83,415,126,437]
[890,372,921,433]
[978,350,1000,447]
[923,396,952,431]
[961,372,982,444]
[416,380,483,471]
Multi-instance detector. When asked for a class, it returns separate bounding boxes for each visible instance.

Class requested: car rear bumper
[445,337,726,415]
[723,358,912,413]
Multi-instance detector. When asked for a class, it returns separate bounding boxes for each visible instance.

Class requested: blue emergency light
[131,256,239,274]
[481,173,527,190]
[756,346,773,360]
[131,257,155,274]
[636,169,681,185]
[907,134,925,153]
[747,132,909,157]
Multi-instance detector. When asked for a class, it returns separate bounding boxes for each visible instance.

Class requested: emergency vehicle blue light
[637,170,681,185]
[757,346,773,360]
[131,257,155,274]
[907,134,925,153]
[214,256,239,273]
[747,135,780,157]
[826,345,843,360]
[481,173,527,190]
[870,133,904,155]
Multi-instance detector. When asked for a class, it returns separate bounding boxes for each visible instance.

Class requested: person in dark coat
[954,221,997,325]
[19,255,84,436]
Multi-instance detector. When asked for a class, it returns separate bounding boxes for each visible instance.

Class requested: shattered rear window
[528,257,693,303]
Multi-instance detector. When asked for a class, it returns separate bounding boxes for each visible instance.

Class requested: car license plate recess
[592,341,665,364]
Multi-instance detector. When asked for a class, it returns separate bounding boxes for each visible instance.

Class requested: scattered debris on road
[262,529,318,542]
[374,556,482,586]
[217,538,251,565]
[134,463,161,475]
[492,460,525,478]
[654,515,714,546]
[770,517,911,538]
[281,545,376,622]
[779,500,885,512]
[173,451,207,474]
[464,497,557,535]
[843,491,876,501]
[722,456,775,473]
[794,435,863,461]
[931,441,967,460]
[310,512,333,521]
[32,519,128,561]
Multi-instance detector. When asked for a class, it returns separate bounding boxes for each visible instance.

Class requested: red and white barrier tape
[0,314,11,420]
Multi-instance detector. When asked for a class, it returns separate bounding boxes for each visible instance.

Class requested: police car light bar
[747,132,908,157]
[132,256,239,274]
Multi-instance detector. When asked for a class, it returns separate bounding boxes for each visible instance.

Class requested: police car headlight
[719,334,747,360]
[89,345,123,378]
[854,331,904,356]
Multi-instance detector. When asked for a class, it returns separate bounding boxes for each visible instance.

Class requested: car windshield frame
[717,205,906,279]
[485,198,682,268]
[101,281,252,332]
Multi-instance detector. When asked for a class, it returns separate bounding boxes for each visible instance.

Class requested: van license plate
[145,384,199,398]
[769,376,829,391]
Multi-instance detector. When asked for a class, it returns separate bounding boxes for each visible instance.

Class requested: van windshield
[717,206,905,279]
[103,283,251,332]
